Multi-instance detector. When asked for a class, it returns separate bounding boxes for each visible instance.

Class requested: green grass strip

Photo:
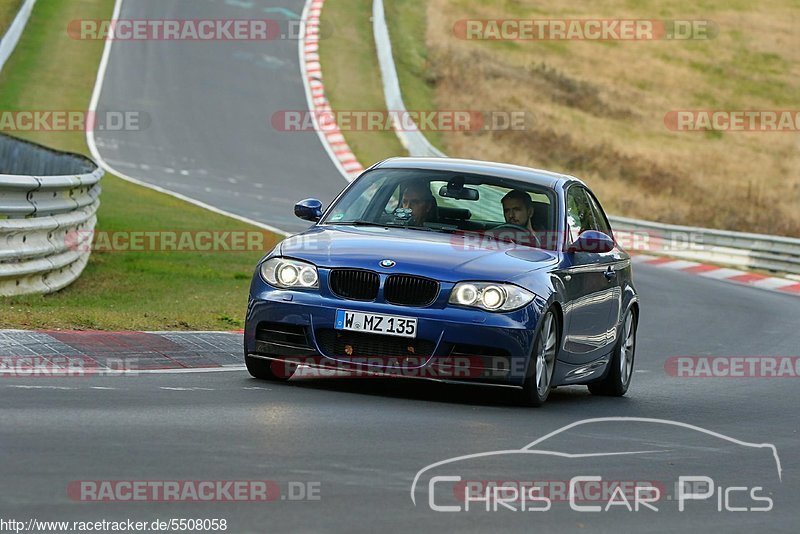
[0,0,279,330]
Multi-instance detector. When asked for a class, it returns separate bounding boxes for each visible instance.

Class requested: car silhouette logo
[410,417,783,507]
[380,259,396,268]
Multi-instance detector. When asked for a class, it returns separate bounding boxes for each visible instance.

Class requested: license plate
[334,310,418,338]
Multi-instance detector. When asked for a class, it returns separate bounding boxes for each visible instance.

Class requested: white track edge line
[85,0,289,237]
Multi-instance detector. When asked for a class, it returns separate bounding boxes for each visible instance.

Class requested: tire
[513,309,559,407]
[245,355,296,381]
[588,308,637,397]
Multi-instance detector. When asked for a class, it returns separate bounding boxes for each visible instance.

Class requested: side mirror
[568,230,615,254]
[294,198,323,222]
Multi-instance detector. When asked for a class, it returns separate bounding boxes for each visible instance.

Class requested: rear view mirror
[568,230,615,253]
[438,184,479,201]
[294,198,323,222]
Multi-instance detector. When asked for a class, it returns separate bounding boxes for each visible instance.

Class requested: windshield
[321,169,558,250]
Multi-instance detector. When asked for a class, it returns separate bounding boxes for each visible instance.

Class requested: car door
[583,188,627,345]
[558,185,618,365]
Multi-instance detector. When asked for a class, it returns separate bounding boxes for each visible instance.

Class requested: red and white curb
[0,330,329,379]
[0,330,246,374]
[300,0,364,181]
[631,254,800,296]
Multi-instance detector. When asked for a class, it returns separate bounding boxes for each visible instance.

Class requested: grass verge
[383,0,442,150]
[0,0,280,330]
[318,0,405,164]
[0,0,23,38]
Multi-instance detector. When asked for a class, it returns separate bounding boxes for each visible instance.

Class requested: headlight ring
[261,257,319,289]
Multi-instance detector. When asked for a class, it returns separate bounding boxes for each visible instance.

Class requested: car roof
[372,157,582,190]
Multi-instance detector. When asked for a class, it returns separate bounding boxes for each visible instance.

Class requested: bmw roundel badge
[380,259,396,268]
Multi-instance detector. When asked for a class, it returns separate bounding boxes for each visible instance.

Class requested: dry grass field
[422,0,800,235]
[323,0,800,236]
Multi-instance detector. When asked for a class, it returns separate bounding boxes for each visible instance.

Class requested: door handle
[604,268,617,282]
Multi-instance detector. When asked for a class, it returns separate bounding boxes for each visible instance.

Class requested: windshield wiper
[334,220,379,226]
[331,220,427,230]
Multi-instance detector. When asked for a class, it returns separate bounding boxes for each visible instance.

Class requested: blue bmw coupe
[245,158,639,406]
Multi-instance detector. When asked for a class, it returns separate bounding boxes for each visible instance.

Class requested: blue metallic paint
[245,158,638,390]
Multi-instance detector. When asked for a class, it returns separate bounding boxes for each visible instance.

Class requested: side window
[565,186,596,243]
[585,191,613,238]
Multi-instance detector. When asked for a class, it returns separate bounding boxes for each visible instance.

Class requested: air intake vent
[384,275,439,307]
[329,269,380,301]
[256,322,310,347]
[316,329,435,360]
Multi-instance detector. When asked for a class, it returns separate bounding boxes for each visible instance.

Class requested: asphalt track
[2,0,799,532]
[89,0,346,233]
[2,265,799,532]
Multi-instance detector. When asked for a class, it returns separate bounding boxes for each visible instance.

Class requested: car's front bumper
[245,286,544,387]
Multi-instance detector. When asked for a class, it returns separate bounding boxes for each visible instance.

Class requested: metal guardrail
[609,216,800,275]
[371,0,800,276]
[0,134,103,295]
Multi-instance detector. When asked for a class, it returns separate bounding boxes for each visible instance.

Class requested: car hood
[278,225,558,283]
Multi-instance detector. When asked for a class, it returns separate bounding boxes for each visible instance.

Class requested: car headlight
[261,257,319,289]
[449,282,534,311]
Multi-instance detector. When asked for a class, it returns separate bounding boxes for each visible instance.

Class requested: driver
[401,182,437,225]
[501,189,535,232]
[499,189,544,248]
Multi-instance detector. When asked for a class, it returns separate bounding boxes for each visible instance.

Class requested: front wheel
[513,310,559,407]
[588,308,637,396]
[245,355,296,381]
